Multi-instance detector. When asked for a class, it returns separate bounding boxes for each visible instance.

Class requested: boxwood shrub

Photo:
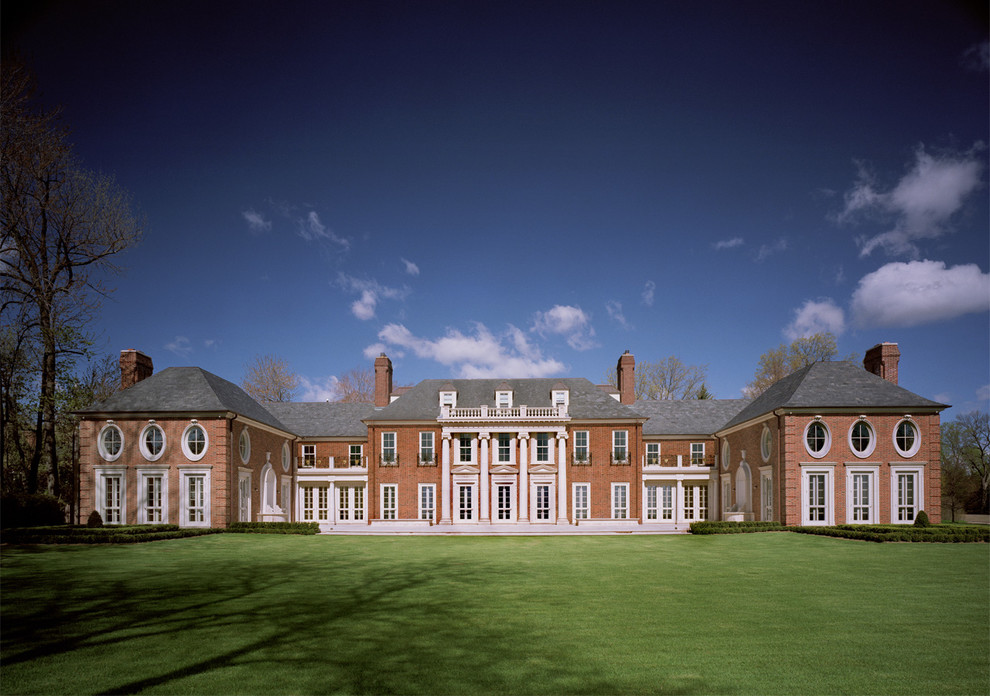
[226,521,320,535]
[791,524,989,543]
[690,521,784,534]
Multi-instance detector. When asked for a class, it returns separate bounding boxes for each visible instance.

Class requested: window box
[418,452,437,466]
[571,452,592,466]
[611,451,630,465]
[379,454,399,467]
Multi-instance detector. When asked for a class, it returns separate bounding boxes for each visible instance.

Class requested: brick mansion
[77,344,945,532]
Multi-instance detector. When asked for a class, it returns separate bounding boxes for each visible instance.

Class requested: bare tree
[942,412,990,514]
[1,62,143,495]
[335,367,374,403]
[744,332,855,398]
[241,354,299,403]
[605,356,709,400]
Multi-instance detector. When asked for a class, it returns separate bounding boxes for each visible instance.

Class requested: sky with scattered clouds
[5,1,988,415]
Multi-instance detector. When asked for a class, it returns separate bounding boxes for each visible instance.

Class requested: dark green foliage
[226,521,320,535]
[0,493,66,528]
[2,524,216,544]
[791,524,988,543]
[690,521,784,534]
[86,510,103,528]
[913,510,931,527]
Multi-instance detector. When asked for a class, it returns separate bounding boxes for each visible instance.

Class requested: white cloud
[376,322,566,378]
[164,336,193,357]
[532,304,597,351]
[838,144,984,257]
[850,260,990,328]
[641,281,656,307]
[756,238,788,262]
[298,375,340,402]
[713,237,744,251]
[401,258,420,276]
[606,300,630,329]
[962,41,989,72]
[784,299,846,341]
[363,343,389,360]
[977,384,990,402]
[242,208,272,234]
[298,211,350,249]
[337,274,410,321]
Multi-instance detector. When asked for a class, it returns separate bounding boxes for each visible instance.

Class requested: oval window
[99,424,123,462]
[894,420,920,457]
[182,424,209,461]
[849,420,876,458]
[140,424,166,461]
[804,421,831,458]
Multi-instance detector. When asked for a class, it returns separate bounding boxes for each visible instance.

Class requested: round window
[239,429,251,464]
[804,421,831,458]
[849,420,876,458]
[140,424,166,461]
[721,439,730,470]
[98,424,123,462]
[760,426,772,462]
[282,443,290,473]
[182,423,209,461]
[894,420,920,457]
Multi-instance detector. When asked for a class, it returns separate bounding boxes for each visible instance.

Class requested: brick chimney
[616,350,636,405]
[863,342,900,385]
[374,353,393,407]
[120,349,153,389]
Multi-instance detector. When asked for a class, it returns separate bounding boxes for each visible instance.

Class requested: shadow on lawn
[2,541,706,695]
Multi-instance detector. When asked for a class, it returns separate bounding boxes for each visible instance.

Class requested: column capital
[517,432,530,440]
[556,432,569,440]
[478,433,491,441]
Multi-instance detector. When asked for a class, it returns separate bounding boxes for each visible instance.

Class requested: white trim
[94,465,126,524]
[180,467,211,527]
[239,428,251,465]
[139,423,166,462]
[844,464,879,523]
[98,423,124,462]
[380,483,398,520]
[760,427,772,463]
[137,467,169,524]
[890,463,925,523]
[611,482,629,519]
[238,469,252,522]
[759,465,773,521]
[893,419,922,458]
[572,482,590,520]
[418,483,436,522]
[847,418,877,459]
[800,462,835,525]
[181,423,209,462]
[281,443,291,473]
[803,419,831,459]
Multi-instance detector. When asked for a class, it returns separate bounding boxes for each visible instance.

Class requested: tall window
[459,436,473,463]
[419,484,435,521]
[382,432,397,464]
[238,473,251,522]
[573,431,589,463]
[349,445,363,467]
[646,485,658,519]
[645,485,674,520]
[897,473,916,521]
[339,486,364,521]
[691,443,705,465]
[458,485,474,520]
[761,427,773,462]
[381,484,397,520]
[645,442,659,466]
[496,484,513,520]
[760,472,773,521]
[186,475,206,525]
[661,485,674,520]
[807,474,826,522]
[612,483,628,519]
[535,484,550,520]
[420,432,434,463]
[683,485,708,521]
[851,473,871,522]
[143,474,164,523]
[535,433,549,462]
[684,485,695,520]
[573,483,589,520]
[498,434,512,463]
[303,487,328,521]
[302,444,316,467]
[612,431,628,463]
[302,487,314,521]
[102,474,123,524]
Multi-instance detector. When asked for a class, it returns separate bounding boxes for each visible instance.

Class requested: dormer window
[440,390,457,409]
[496,390,512,409]
[552,389,569,409]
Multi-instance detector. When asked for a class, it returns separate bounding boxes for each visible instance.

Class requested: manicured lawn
[2,534,987,695]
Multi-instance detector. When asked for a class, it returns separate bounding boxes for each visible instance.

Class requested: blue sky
[7,1,989,416]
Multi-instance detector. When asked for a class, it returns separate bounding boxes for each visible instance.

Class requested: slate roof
[367,378,644,421]
[720,361,947,431]
[265,402,374,438]
[635,399,750,436]
[79,367,291,432]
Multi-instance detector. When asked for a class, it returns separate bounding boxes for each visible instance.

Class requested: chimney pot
[863,342,900,385]
[120,349,153,389]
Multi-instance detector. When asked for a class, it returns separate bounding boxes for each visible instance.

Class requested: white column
[557,432,568,524]
[518,433,529,521]
[441,435,452,524]
[676,479,684,525]
[480,434,490,523]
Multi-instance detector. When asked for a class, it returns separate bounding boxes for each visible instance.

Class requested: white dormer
[439,389,457,409]
[495,384,513,409]
[552,384,569,410]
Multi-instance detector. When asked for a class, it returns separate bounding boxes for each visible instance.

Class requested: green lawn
[2,534,987,695]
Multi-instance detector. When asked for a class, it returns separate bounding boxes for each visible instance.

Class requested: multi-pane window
[807,473,826,522]
[302,488,314,521]
[661,485,674,520]
[761,473,773,521]
[684,485,695,520]
[613,431,628,463]
[302,445,316,467]
[382,485,397,520]
[239,429,251,464]
[382,432,397,464]
[897,473,916,521]
[458,485,474,520]
[349,445,363,467]
[612,483,628,519]
[691,443,705,465]
[497,485,513,520]
[141,424,165,460]
[419,484,435,521]
[187,475,206,524]
[535,433,549,462]
[239,474,251,522]
[646,485,658,519]
[100,426,123,460]
[497,391,511,409]
[805,422,830,456]
[498,434,512,462]
[761,427,773,462]
[144,475,163,523]
[459,436,473,463]
[895,421,919,456]
[535,484,550,520]
[184,424,207,459]
[645,442,659,466]
[683,485,708,521]
[645,485,674,520]
[852,473,871,521]
[103,474,122,524]
[573,431,589,463]
[573,484,589,520]
[420,432,434,463]
[338,486,364,521]
[850,421,875,457]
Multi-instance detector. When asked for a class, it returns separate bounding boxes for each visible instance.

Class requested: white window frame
[139,423,166,462]
[301,444,316,467]
[573,483,590,520]
[137,467,168,524]
[457,484,476,521]
[893,419,922,458]
[759,466,773,521]
[612,431,628,463]
[440,390,457,408]
[495,482,514,521]
[497,433,513,463]
[890,464,925,523]
[496,390,513,409]
[381,484,397,520]
[573,431,589,463]
[238,469,252,522]
[721,438,730,470]
[381,432,397,464]
[98,423,124,462]
[552,389,569,409]
[690,442,705,465]
[181,423,209,462]
[845,465,878,523]
[301,485,330,522]
[803,419,831,459]
[419,483,435,521]
[337,485,365,522]
[645,442,660,466]
[419,432,434,463]
[239,429,251,464]
[611,482,629,519]
[760,427,772,463]
[800,463,834,525]
[683,484,708,521]
[535,433,550,463]
[94,466,126,524]
[179,467,211,527]
[848,419,877,459]
[531,479,554,522]
[349,444,364,467]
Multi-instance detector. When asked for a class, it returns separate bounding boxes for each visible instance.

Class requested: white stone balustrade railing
[439,404,568,421]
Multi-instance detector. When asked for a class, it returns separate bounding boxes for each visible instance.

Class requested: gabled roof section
[265,402,374,438]
[367,378,644,421]
[720,361,947,431]
[635,399,750,436]
[79,367,291,432]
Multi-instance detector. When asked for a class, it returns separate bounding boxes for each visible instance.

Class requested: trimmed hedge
[791,524,989,543]
[226,522,320,535]
[2,525,218,545]
[1,493,66,528]
[690,521,784,534]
